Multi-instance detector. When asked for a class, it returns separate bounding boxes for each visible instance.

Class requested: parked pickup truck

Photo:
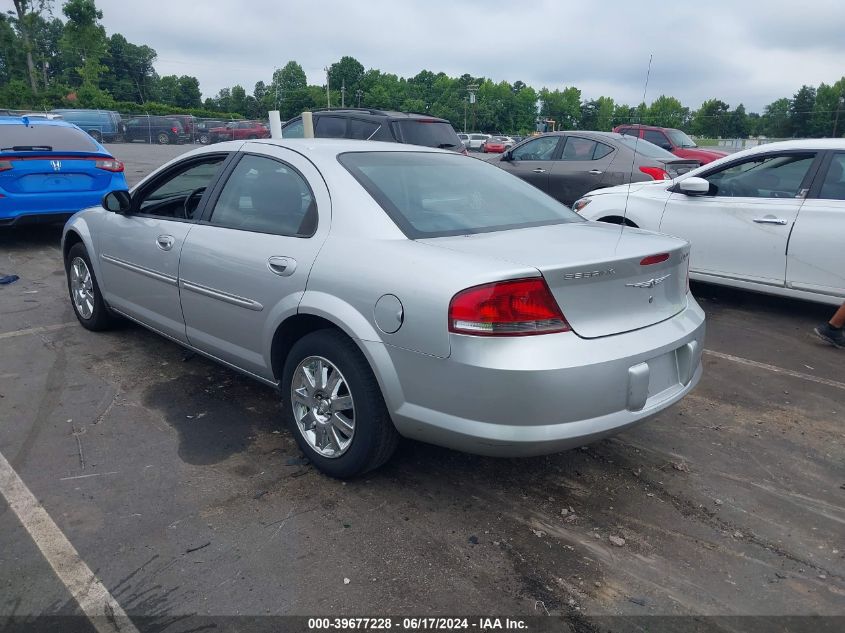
[208,120,270,143]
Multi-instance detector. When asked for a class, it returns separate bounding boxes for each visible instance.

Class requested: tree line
[3,1,844,137]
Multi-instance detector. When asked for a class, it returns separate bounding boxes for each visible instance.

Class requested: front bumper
[370,299,705,457]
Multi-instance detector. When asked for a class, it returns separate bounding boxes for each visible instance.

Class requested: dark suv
[124,115,188,145]
[281,109,465,153]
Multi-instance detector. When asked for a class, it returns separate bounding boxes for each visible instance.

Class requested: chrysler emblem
[626,273,671,289]
[51,160,62,171]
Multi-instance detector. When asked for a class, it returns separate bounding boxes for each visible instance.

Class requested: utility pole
[341,80,346,108]
[356,89,363,108]
[467,84,479,132]
[463,96,468,133]
[833,96,845,137]
[324,66,331,108]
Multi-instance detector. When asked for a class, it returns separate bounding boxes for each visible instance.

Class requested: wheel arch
[597,215,639,228]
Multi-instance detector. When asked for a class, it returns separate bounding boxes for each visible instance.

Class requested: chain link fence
[0,108,270,146]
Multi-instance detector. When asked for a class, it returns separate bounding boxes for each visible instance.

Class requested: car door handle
[588,169,603,175]
[156,235,174,251]
[532,168,547,173]
[267,256,297,277]
[753,217,788,225]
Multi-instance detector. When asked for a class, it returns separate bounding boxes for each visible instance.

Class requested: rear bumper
[370,299,705,457]
[0,211,74,227]
[0,178,125,225]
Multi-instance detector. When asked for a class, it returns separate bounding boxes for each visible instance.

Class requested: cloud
[94,0,844,112]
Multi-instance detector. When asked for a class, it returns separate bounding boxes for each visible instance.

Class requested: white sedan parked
[575,139,845,306]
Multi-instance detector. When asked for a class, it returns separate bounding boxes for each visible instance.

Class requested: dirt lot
[1,144,843,630]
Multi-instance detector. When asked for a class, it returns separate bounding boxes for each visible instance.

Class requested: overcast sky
[54,0,845,111]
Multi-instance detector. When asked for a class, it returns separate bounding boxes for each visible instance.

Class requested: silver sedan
[63,139,705,477]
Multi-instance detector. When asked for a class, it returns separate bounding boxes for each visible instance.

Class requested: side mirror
[659,143,673,151]
[103,190,131,213]
[677,177,710,196]
[501,151,512,162]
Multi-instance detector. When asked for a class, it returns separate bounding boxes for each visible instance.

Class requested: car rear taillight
[461,148,468,156]
[95,159,124,172]
[448,278,571,336]
[640,253,670,266]
[0,160,13,172]
[639,166,670,180]
[172,127,178,133]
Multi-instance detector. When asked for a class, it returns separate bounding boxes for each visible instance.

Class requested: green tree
[725,103,749,138]
[811,79,845,137]
[760,98,791,137]
[328,55,364,98]
[10,0,49,93]
[789,85,816,137]
[230,84,247,114]
[691,99,730,137]
[647,95,688,128]
[60,0,108,96]
[539,86,581,130]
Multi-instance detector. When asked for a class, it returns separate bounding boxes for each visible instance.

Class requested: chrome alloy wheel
[69,256,95,319]
[291,355,355,458]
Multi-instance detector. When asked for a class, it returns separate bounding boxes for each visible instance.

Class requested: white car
[465,133,491,151]
[575,140,845,306]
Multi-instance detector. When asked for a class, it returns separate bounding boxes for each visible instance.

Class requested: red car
[612,124,728,164]
[483,136,513,153]
[208,120,270,143]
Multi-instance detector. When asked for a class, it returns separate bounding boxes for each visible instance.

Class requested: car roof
[0,116,78,129]
[617,124,679,131]
[307,108,449,122]
[214,138,449,159]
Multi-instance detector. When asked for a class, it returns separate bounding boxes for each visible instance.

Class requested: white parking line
[0,450,139,633]
[0,322,77,340]
[704,349,845,391]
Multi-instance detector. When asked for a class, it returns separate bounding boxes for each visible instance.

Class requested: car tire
[65,243,116,332]
[282,329,399,478]
[88,130,102,142]
[198,133,209,145]
[157,132,170,145]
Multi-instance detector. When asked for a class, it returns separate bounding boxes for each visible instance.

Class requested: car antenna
[623,54,653,229]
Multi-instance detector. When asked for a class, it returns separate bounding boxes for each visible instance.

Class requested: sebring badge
[626,273,671,289]
[563,268,615,280]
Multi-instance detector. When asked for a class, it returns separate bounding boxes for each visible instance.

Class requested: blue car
[0,117,128,227]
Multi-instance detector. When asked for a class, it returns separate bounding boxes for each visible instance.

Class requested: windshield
[616,135,678,159]
[340,151,582,238]
[391,120,461,149]
[665,129,697,148]
[0,124,99,152]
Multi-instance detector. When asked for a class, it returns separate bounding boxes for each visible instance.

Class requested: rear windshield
[616,135,677,159]
[0,124,99,152]
[391,120,461,150]
[340,151,582,238]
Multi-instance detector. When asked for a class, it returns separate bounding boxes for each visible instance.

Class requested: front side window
[209,154,317,237]
[818,153,845,201]
[704,153,816,198]
[511,136,559,161]
[644,130,670,148]
[340,151,582,238]
[136,156,226,219]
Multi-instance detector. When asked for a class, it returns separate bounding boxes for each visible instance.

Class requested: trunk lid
[421,222,690,338]
[658,158,700,178]
[0,153,114,194]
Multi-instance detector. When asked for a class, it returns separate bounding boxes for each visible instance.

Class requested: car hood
[676,147,728,162]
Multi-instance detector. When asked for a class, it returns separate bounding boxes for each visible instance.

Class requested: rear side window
[619,127,638,138]
[561,137,599,161]
[209,154,317,237]
[0,124,99,152]
[593,143,614,160]
[391,120,461,150]
[340,151,581,238]
[349,119,381,140]
[283,119,304,138]
[818,153,845,201]
[315,116,347,138]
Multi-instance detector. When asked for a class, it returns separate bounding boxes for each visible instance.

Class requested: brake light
[448,278,570,336]
[95,159,124,172]
[172,127,178,134]
[0,160,13,172]
[640,253,670,266]
[461,148,468,156]
[639,166,670,180]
